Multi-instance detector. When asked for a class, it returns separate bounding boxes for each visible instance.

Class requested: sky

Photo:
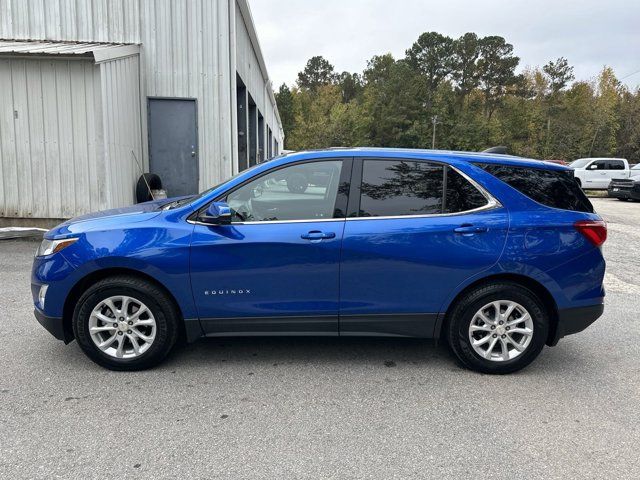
[249,0,640,89]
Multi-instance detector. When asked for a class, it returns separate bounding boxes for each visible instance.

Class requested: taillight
[574,220,607,247]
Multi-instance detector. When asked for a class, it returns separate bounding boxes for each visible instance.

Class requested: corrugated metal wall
[100,54,143,209]
[234,2,283,157]
[0,0,141,44]
[0,57,105,218]
[140,0,234,189]
[1,0,283,217]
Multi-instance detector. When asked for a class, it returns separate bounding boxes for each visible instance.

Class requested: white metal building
[0,0,283,223]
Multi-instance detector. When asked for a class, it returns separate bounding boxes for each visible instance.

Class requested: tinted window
[478,164,594,213]
[226,160,343,222]
[609,160,625,170]
[359,160,443,217]
[445,168,489,213]
[589,160,609,170]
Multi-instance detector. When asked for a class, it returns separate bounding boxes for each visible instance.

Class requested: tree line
[275,32,640,162]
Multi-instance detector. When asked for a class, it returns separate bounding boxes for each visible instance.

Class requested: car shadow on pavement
[167,336,452,369]
[39,333,593,376]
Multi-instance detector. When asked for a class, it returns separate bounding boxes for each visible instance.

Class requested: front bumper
[34,308,73,344]
[608,186,640,200]
[548,304,604,346]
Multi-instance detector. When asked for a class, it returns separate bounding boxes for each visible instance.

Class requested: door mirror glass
[200,202,232,225]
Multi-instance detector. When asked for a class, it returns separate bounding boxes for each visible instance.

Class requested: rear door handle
[301,231,336,241]
[454,225,488,234]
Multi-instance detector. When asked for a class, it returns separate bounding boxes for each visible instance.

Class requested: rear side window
[444,168,489,213]
[608,160,625,170]
[478,164,594,213]
[360,160,443,217]
[358,160,489,217]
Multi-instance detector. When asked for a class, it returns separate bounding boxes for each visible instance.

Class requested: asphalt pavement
[1,197,639,479]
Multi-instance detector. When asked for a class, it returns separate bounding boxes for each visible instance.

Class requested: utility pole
[431,115,439,149]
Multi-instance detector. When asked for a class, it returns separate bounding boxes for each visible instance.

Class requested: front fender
[41,213,197,320]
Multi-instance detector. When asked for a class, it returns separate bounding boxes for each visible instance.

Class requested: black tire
[136,173,162,203]
[72,276,179,371]
[446,282,549,374]
[287,173,308,194]
[617,198,629,201]
[575,178,582,188]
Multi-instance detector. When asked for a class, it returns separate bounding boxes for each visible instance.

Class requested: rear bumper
[548,304,604,346]
[34,308,73,344]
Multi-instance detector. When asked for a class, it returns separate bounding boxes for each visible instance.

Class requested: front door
[148,98,198,197]
[339,159,509,336]
[190,159,351,335]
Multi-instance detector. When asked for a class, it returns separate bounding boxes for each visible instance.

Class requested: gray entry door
[148,98,198,197]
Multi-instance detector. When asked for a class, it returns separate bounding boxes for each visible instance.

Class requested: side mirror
[200,202,232,225]
[588,164,598,170]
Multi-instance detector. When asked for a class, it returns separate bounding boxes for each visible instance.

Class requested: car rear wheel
[73,276,179,371]
[446,282,549,374]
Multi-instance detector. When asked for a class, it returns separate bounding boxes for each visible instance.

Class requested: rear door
[339,159,508,337]
[607,159,628,184]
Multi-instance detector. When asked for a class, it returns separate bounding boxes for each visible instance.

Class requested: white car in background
[570,158,629,189]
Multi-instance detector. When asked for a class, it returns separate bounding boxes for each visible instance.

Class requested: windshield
[163,163,264,209]
[569,159,591,168]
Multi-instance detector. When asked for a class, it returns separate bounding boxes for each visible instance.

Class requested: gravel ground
[0,197,639,479]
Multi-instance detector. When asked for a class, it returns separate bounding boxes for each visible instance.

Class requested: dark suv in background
[608,164,640,201]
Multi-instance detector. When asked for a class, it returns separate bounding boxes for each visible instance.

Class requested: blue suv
[32,148,606,373]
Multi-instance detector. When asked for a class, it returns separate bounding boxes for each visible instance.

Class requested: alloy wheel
[468,300,534,362]
[88,295,157,359]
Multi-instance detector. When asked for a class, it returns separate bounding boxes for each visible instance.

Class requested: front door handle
[454,225,488,235]
[301,231,336,241]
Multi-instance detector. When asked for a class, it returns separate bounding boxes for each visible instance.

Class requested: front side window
[226,160,343,222]
[358,160,489,217]
[592,160,608,170]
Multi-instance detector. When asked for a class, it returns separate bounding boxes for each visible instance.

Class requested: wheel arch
[62,267,190,344]
[436,273,560,346]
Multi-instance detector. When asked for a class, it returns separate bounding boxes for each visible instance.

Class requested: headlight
[36,238,78,257]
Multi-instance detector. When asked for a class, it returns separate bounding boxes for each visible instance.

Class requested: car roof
[574,157,627,161]
[275,147,570,171]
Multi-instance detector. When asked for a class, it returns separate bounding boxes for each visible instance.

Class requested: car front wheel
[72,276,179,371]
[446,282,549,374]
